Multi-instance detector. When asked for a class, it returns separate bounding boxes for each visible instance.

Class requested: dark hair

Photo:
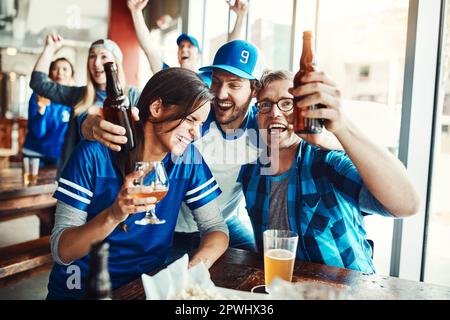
[114,67,214,177]
[49,57,75,78]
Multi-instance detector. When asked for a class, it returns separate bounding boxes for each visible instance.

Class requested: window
[202,0,231,66]
[247,0,294,70]
[423,0,450,287]
[316,0,410,275]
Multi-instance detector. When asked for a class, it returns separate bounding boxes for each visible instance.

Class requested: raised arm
[128,0,164,74]
[30,34,84,106]
[292,71,420,218]
[227,0,249,41]
[34,34,63,74]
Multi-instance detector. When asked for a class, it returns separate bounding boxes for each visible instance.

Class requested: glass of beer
[23,157,40,185]
[263,229,298,289]
[133,161,169,225]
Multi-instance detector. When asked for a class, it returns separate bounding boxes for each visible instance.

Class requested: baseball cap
[90,39,123,63]
[176,33,202,53]
[199,40,264,80]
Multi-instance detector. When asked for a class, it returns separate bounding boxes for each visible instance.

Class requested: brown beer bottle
[293,31,324,134]
[84,241,112,300]
[103,62,136,151]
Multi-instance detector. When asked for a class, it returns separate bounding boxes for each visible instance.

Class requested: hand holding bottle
[290,71,348,136]
[82,105,140,152]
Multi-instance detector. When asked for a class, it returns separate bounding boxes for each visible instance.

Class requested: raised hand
[228,0,249,16]
[127,0,149,12]
[45,34,64,52]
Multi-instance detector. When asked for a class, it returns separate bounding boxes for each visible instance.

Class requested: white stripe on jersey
[185,184,219,204]
[56,187,91,205]
[59,178,93,197]
[185,177,215,197]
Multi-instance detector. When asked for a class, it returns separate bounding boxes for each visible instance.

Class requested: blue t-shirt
[23,92,71,159]
[48,141,221,299]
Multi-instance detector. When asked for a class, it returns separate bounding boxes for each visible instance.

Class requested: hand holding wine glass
[109,170,158,225]
[133,161,169,225]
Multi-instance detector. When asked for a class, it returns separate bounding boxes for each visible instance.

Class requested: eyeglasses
[256,98,294,114]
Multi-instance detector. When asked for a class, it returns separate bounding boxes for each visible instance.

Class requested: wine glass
[133,161,169,225]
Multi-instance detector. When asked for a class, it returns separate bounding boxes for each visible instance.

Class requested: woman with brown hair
[29,34,140,174]
[23,57,75,166]
[47,67,229,300]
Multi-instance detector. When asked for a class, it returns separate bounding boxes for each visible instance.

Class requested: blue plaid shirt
[238,140,376,274]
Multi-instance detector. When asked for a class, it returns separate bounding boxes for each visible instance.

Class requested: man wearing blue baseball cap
[170,39,266,258]
[127,0,248,86]
[169,39,345,261]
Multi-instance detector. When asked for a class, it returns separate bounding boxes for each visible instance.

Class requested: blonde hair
[256,70,293,99]
[74,55,127,116]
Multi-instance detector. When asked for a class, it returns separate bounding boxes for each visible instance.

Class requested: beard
[213,95,253,127]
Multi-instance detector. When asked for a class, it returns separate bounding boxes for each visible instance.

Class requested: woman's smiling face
[88,48,115,86]
[155,101,211,156]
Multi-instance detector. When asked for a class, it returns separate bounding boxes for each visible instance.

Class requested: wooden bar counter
[0,166,57,236]
[113,248,450,300]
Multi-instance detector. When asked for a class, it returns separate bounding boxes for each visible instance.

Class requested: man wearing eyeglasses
[238,70,419,273]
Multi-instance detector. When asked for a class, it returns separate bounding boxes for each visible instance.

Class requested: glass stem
[146,208,157,219]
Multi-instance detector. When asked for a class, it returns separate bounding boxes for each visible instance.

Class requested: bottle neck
[104,65,123,99]
[91,252,109,272]
[300,36,315,69]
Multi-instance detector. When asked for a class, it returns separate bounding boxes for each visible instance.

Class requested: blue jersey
[23,92,71,159]
[48,141,221,299]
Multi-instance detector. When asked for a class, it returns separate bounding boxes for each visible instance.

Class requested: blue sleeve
[53,141,97,212]
[27,93,48,138]
[162,62,170,70]
[29,71,84,107]
[184,148,222,210]
[324,151,363,203]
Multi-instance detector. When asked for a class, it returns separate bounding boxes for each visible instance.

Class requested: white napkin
[141,254,216,300]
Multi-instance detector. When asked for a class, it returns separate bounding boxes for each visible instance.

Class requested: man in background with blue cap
[127,0,248,86]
